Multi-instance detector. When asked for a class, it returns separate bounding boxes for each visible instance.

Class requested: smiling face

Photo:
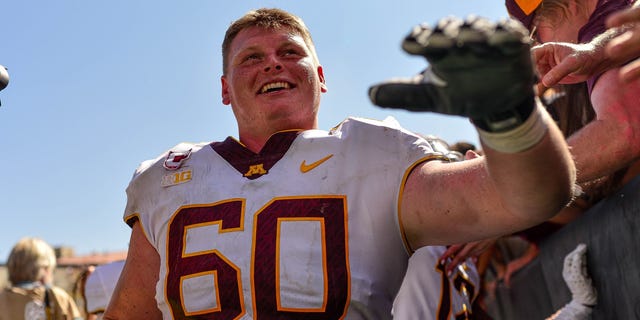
[221,25,327,147]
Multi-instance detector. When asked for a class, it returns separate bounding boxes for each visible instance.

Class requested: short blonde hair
[7,237,57,284]
[221,8,319,74]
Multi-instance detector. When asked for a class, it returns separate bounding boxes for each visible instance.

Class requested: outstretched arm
[403,113,574,247]
[369,17,575,248]
[103,222,162,320]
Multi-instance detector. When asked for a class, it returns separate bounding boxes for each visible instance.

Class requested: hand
[606,5,640,83]
[503,243,539,287]
[531,42,603,87]
[369,16,536,132]
[562,243,597,306]
[439,237,497,275]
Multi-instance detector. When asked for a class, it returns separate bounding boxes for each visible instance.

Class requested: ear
[318,66,328,93]
[221,75,231,105]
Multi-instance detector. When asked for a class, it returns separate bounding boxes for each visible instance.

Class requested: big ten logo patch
[162,169,193,187]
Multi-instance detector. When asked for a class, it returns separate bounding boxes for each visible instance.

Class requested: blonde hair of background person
[0,237,82,320]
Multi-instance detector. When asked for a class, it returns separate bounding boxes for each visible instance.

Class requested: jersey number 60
[166,196,349,320]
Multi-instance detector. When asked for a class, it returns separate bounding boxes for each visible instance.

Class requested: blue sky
[0,1,508,262]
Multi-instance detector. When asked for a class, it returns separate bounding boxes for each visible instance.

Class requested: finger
[605,31,634,58]
[573,244,588,275]
[563,247,575,272]
[606,6,640,28]
[535,82,547,97]
[446,256,466,275]
[446,245,474,274]
[620,59,640,83]
[531,43,549,61]
[532,51,553,79]
[541,57,578,87]
[441,244,463,259]
[439,245,461,264]
[504,270,512,287]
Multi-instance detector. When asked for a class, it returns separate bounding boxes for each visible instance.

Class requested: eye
[281,47,303,58]
[244,53,260,61]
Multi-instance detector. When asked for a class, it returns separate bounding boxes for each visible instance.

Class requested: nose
[263,55,283,73]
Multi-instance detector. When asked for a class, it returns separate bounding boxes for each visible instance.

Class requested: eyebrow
[236,38,307,58]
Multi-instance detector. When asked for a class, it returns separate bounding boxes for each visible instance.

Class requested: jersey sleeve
[122,142,201,247]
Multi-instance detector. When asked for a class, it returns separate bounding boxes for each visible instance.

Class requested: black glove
[369,16,537,132]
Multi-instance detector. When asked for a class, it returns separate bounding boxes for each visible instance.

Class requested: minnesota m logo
[244,163,267,177]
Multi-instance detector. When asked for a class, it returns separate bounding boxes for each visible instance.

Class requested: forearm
[570,70,640,184]
[586,27,634,72]
[567,120,631,184]
[480,106,576,220]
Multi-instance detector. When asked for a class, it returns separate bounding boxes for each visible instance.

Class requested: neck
[238,134,270,153]
[237,119,318,153]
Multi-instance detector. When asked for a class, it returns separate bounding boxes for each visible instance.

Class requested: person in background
[530,0,640,85]
[0,237,82,320]
[518,0,640,186]
[82,261,125,320]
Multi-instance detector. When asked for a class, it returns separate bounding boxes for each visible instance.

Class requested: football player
[104,9,575,319]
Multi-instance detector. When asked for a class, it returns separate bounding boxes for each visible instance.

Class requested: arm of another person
[103,221,162,320]
[567,69,640,184]
[401,105,576,249]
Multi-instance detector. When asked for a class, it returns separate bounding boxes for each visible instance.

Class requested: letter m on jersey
[244,164,267,177]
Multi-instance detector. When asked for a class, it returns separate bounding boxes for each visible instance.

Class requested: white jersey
[85,260,125,314]
[392,246,480,320]
[123,116,445,319]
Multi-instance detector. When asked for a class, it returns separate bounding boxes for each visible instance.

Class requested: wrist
[476,99,549,153]
[472,94,535,133]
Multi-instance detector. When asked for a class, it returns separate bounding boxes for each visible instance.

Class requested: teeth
[260,82,290,93]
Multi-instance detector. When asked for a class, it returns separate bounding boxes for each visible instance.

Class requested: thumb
[368,80,439,112]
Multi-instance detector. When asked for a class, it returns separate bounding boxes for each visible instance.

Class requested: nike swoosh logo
[300,154,333,173]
